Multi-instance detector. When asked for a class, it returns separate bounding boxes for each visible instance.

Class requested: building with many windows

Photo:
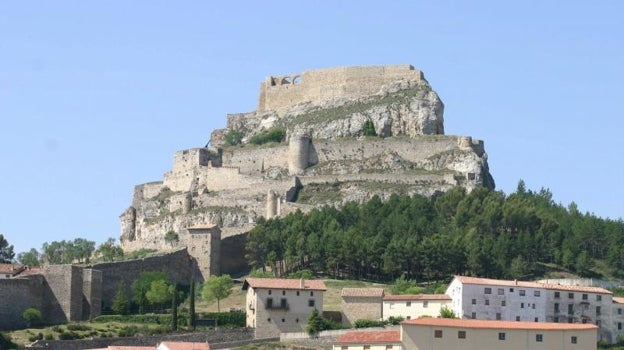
[445,276,615,343]
[243,277,326,338]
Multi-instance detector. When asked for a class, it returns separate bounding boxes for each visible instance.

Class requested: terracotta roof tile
[159,341,210,350]
[335,330,401,344]
[454,276,612,295]
[341,288,385,297]
[383,294,451,301]
[403,318,598,330]
[243,278,326,291]
[0,264,26,276]
[613,297,624,304]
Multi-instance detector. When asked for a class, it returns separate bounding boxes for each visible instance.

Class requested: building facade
[243,277,326,338]
[445,276,614,343]
[341,288,385,327]
[383,294,451,320]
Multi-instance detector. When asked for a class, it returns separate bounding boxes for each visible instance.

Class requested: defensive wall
[0,276,43,330]
[258,65,424,115]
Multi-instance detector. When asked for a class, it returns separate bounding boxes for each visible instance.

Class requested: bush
[362,119,377,136]
[118,325,139,337]
[248,128,285,145]
[387,316,404,325]
[200,311,246,328]
[58,331,81,340]
[354,319,386,328]
[44,333,54,340]
[288,269,315,279]
[28,333,43,342]
[23,307,42,327]
[224,129,244,146]
[66,323,91,331]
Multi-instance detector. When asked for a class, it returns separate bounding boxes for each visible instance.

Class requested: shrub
[248,128,285,145]
[58,331,81,340]
[66,323,91,331]
[118,325,139,337]
[387,316,404,325]
[44,333,54,340]
[354,319,386,328]
[22,307,42,327]
[224,129,244,146]
[362,119,377,136]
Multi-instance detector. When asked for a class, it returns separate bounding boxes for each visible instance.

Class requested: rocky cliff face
[119,65,494,273]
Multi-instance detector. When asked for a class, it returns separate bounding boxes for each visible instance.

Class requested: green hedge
[93,314,188,326]
[199,311,245,328]
[248,128,285,145]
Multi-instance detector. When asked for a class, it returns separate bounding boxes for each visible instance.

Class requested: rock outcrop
[119,64,494,279]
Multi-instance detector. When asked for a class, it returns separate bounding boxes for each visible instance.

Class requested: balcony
[266,302,290,311]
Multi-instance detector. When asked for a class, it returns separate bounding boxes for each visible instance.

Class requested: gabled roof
[159,341,210,350]
[0,264,26,276]
[383,294,451,301]
[335,330,401,344]
[613,297,624,304]
[403,318,598,330]
[453,276,612,295]
[242,277,326,291]
[341,288,385,298]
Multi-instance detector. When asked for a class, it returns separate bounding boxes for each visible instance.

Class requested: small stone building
[341,288,385,327]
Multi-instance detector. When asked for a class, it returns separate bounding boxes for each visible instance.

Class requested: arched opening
[281,77,292,85]
[293,76,302,84]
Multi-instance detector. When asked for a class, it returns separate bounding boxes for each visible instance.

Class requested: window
[282,290,286,296]
[501,300,506,307]
[498,332,506,340]
[458,331,466,339]
[485,287,492,294]
[534,317,539,322]
[308,299,315,307]
[266,298,273,308]
[281,318,285,323]
[342,347,347,350]
[619,308,622,315]
[554,291,560,298]
[406,301,411,307]
[267,318,271,322]
[532,303,536,309]
[310,291,314,296]
[568,317,574,323]
[582,293,588,300]
[280,298,287,309]
[519,290,526,296]
[471,298,476,305]
[471,312,476,319]
[496,313,501,320]
[498,288,504,295]
[596,306,601,316]
[406,316,411,320]
[516,316,520,321]
[364,346,370,350]
[554,316,559,323]
[434,330,443,338]
[568,293,574,299]
[296,318,299,323]
[296,291,300,296]
[568,304,574,314]
[571,336,577,344]
[510,288,514,292]
[536,334,543,342]
[521,302,525,308]
[554,303,560,312]
[423,301,428,308]
[485,299,490,306]
[268,290,272,295]
[597,295,602,301]
[619,322,622,330]
[534,291,541,297]
[386,346,393,350]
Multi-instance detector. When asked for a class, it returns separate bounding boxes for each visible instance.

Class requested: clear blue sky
[1,1,622,255]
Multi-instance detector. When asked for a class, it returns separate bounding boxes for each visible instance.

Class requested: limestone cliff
[119,64,494,278]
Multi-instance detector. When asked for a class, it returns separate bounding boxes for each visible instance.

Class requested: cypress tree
[171,284,178,331]
[189,279,196,330]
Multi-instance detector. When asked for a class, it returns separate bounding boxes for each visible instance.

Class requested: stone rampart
[42,265,101,323]
[90,249,196,309]
[220,144,289,175]
[0,276,43,330]
[258,65,423,115]
[187,226,221,278]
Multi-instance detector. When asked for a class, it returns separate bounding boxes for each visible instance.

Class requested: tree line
[245,181,624,282]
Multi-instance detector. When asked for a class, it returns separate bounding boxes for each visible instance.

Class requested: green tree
[201,274,233,313]
[391,275,415,295]
[171,284,178,331]
[306,308,323,337]
[362,119,377,136]
[131,271,167,313]
[164,231,180,247]
[111,281,130,315]
[97,238,124,262]
[22,307,42,327]
[189,279,196,330]
[224,129,244,146]
[0,234,15,263]
[17,248,40,266]
[439,306,457,318]
[0,332,17,349]
[509,255,530,280]
[146,280,174,312]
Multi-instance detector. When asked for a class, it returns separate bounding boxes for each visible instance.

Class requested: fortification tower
[266,190,278,219]
[288,134,311,175]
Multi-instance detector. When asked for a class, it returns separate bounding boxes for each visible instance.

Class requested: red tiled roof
[454,276,612,295]
[0,264,26,276]
[160,341,210,350]
[335,330,401,344]
[243,278,326,291]
[341,288,385,297]
[613,297,624,304]
[403,318,598,330]
[383,294,451,301]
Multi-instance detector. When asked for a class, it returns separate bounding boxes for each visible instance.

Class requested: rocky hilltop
[119,65,494,278]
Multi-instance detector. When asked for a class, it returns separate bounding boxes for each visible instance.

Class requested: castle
[119,64,494,282]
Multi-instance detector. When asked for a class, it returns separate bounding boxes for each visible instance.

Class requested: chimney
[514,279,517,285]
[300,278,305,289]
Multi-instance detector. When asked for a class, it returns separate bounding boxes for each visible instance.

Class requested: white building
[243,277,326,338]
[446,276,614,343]
[382,294,451,320]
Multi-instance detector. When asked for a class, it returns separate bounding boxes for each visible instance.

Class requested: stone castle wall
[258,65,423,115]
[187,226,221,278]
[220,145,289,175]
[0,276,43,330]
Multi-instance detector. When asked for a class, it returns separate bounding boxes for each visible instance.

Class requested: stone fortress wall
[258,65,423,115]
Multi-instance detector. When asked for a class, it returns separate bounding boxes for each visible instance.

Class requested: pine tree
[189,279,196,330]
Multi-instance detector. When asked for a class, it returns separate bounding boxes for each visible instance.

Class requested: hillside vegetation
[246,181,624,282]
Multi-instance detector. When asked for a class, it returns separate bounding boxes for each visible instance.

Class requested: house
[341,288,385,327]
[382,294,451,320]
[445,275,614,343]
[612,297,624,342]
[0,264,26,279]
[333,330,401,350]
[401,318,598,350]
[243,277,326,338]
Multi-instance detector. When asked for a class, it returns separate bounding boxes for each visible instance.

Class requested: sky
[0,1,622,255]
